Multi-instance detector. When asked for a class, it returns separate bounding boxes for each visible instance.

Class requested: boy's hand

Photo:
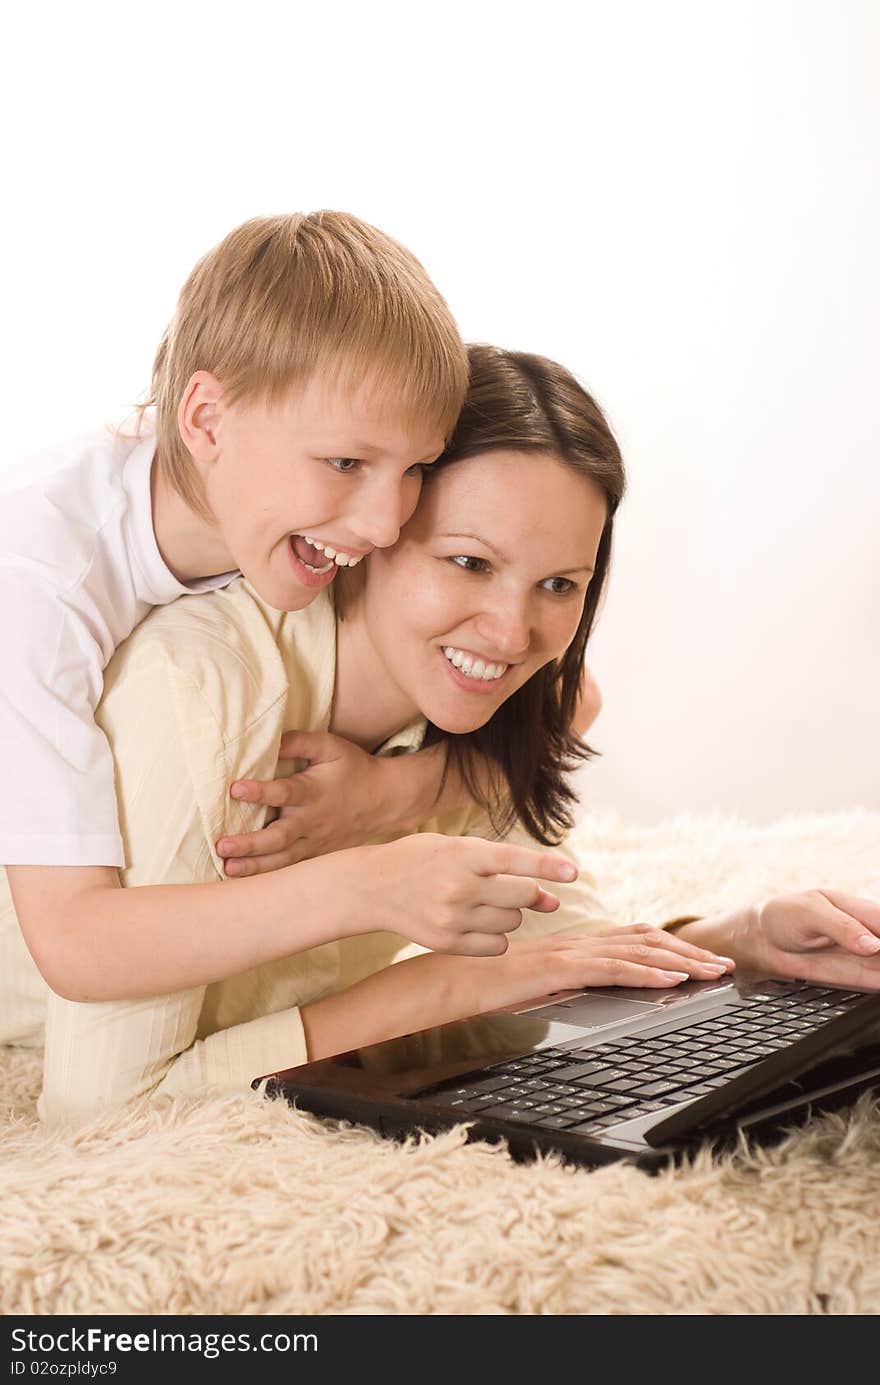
[347,833,578,956]
[218,731,392,875]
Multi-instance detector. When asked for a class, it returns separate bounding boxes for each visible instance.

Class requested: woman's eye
[325,457,361,473]
[541,576,577,595]
[451,555,489,574]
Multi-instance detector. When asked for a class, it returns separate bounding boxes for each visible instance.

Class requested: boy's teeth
[300,536,362,567]
[442,647,508,681]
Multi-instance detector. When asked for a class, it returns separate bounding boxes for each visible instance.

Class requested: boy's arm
[6,650,577,1001]
[7,856,372,1002]
[7,836,573,1004]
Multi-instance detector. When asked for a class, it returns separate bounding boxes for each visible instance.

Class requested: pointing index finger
[480,842,578,884]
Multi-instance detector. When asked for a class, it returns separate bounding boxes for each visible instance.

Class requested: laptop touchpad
[530,994,665,1030]
[530,980,730,1030]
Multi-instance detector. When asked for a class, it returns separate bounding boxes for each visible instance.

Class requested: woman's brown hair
[422,344,626,844]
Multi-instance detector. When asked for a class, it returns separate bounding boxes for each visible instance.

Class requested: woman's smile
[438,644,513,695]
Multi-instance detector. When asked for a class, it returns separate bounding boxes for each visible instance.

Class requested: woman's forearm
[299,918,741,1063]
[299,948,522,1061]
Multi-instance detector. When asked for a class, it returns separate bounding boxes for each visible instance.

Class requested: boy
[1,212,578,1003]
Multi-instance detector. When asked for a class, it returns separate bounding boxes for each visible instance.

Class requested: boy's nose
[349,479,413,549]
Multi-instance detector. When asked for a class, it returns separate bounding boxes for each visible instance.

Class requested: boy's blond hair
[145,212,468,517]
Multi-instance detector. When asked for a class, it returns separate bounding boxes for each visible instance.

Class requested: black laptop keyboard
[422,984,867,1135]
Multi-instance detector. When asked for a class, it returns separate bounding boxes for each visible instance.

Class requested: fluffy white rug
[2,809,879,1316]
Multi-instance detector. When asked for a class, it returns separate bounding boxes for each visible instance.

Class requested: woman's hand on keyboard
[498,925,736,1006]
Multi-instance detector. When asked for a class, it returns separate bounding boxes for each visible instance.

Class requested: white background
[3,0,877,824]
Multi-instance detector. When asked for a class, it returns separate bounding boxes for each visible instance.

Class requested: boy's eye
[451,555,489,574]
[325,457,361,473]
[541,576,577,595]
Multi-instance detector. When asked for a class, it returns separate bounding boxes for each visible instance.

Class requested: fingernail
[701,963,726,974]
[663,971,690,981]
[230,786,246,799]
[856,934,880,954]
[557,864,577,882]
[216,841,230,855]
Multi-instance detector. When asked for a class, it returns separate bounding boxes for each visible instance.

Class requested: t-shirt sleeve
[0,568,124,866]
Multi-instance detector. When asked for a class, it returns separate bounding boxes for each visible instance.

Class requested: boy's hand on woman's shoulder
[217,730,401,875]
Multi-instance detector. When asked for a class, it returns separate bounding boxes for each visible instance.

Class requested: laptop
[252,971,880,1170]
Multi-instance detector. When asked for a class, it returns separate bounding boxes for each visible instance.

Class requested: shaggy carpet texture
[2,808,879,1317]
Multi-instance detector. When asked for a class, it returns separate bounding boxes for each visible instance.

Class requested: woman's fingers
[592,925,735,970]
[542,938,733,987]
[563,954,692,987]
[601,942,728,978]
[814,890,880,956]
[609,964,692,987]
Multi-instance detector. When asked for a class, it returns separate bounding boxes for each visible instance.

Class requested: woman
[4,346,877,1120]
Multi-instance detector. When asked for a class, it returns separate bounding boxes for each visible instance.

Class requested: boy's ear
[177,371,225,461]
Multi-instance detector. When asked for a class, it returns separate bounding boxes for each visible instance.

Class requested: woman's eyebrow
[441,530,505,558]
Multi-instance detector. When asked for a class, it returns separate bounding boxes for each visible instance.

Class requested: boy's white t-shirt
[0,422,239,867]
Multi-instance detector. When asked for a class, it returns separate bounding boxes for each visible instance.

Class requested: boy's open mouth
[290,535,335,574]
[287,535,338,589]
[292,535,365,570]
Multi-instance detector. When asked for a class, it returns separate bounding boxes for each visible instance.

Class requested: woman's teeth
[442,647,508,681]
[300,536,363,568]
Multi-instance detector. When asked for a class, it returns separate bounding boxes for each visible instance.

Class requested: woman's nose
[475,601,532,659]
